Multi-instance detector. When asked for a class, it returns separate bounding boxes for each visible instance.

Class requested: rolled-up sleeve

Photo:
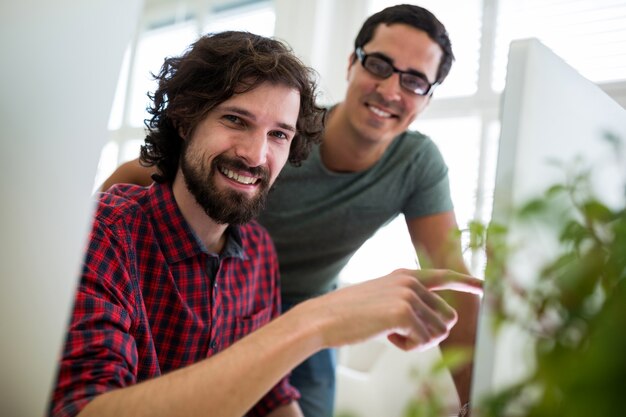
[50,220,140,417]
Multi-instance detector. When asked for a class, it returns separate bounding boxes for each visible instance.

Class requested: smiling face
[179,82,300,225]
[344,23,443,145]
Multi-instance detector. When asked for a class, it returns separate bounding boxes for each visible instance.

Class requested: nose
[375,73,402,102]
[234,132,268,167]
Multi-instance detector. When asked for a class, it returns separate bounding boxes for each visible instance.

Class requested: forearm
[74,269,482,417]
[437,244,478,405]
[407,213,480,404]
[435,251,475,404]
[100,159,153,191]
[438,291,480,405]
[78,310,320,417]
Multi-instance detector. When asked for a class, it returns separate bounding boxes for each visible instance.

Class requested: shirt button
[210,341,217,350]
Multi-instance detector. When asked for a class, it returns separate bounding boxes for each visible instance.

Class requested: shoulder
[375,130,446,173]
[392,130,446,165]
[94,184,151,228]
[396,130,439,153]
[86,185,161,279]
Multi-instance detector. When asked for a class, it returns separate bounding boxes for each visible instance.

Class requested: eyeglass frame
[354,47,439,96]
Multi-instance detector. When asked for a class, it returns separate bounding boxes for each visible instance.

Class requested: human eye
[222,114,243,125]
[365,56,392,77]
[402,74,429,94]
[269,130,291,141]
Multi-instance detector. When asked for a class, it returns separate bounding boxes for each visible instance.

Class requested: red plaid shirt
[50,183,298,417]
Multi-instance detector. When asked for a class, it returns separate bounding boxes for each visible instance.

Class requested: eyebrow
[220,105,297,133]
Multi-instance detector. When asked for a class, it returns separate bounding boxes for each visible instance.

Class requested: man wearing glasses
[260,6,478,416]
[103,5,479,417]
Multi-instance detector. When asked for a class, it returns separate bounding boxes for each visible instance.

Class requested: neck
[321,103,388,172]
[172,173,229,254]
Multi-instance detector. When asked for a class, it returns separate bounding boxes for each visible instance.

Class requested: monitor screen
[470,38,626,413]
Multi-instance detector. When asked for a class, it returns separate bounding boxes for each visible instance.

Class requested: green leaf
[467,220,487,249]
[581,199,613,223]
[558,220,588,247]
[545,183,567,198]
[518,198,548,218]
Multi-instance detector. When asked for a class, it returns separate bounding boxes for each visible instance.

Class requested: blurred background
[97,0,626,283]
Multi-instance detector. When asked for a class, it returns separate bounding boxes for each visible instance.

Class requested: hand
[298,269,482,351]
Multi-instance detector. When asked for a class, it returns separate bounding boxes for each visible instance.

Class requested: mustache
[212,154,270,182]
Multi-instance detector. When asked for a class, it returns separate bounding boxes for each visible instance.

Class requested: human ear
[178,125,187,140]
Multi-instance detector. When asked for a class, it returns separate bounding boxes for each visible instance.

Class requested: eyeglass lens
[363,54,431,95]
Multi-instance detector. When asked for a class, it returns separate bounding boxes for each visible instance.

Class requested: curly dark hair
[354,4,455,85]
[140,31,325,183]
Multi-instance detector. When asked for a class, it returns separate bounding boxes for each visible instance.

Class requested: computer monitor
[470,38,626,413]
[0,1,141,416]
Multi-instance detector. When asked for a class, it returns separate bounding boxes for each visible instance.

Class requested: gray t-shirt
[258,130,453,300]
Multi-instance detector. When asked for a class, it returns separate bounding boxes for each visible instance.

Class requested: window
[341,0,626,280]
[493,0,626,90]
[203,1,275,36]
[95,0,275,189]
[129,21,198,127]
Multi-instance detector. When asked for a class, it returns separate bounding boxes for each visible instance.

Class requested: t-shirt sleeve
[402,136,454,219]
[49,218,139,417]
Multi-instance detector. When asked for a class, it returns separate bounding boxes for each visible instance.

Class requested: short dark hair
[354,4,454,85]
[140,31,325,183]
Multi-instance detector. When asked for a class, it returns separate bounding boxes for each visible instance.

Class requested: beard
[180,144,271,225]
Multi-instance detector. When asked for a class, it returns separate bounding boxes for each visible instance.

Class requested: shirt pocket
[232,305,273,344]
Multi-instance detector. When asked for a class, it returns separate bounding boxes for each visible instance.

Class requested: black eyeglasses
[355,47,438,96]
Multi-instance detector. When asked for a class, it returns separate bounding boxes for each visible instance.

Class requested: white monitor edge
[0,2,142,416]
[469,37,626,413]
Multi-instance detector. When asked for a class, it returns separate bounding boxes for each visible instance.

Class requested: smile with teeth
[219,167,259,185]
[368,104,393,118]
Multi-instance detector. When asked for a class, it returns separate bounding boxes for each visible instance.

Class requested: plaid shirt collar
[145,182,247,264]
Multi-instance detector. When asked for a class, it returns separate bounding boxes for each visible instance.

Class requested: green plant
[336,135,625,417]
[403,347,473,417]
[471,136,626,416]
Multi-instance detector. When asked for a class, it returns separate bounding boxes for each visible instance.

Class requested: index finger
[414,269,483,295]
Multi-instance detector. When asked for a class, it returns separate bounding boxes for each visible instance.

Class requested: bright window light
[493,0,626,90]
[204,3,275,37]
[414,117,482,230]
[129,21,198,127]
